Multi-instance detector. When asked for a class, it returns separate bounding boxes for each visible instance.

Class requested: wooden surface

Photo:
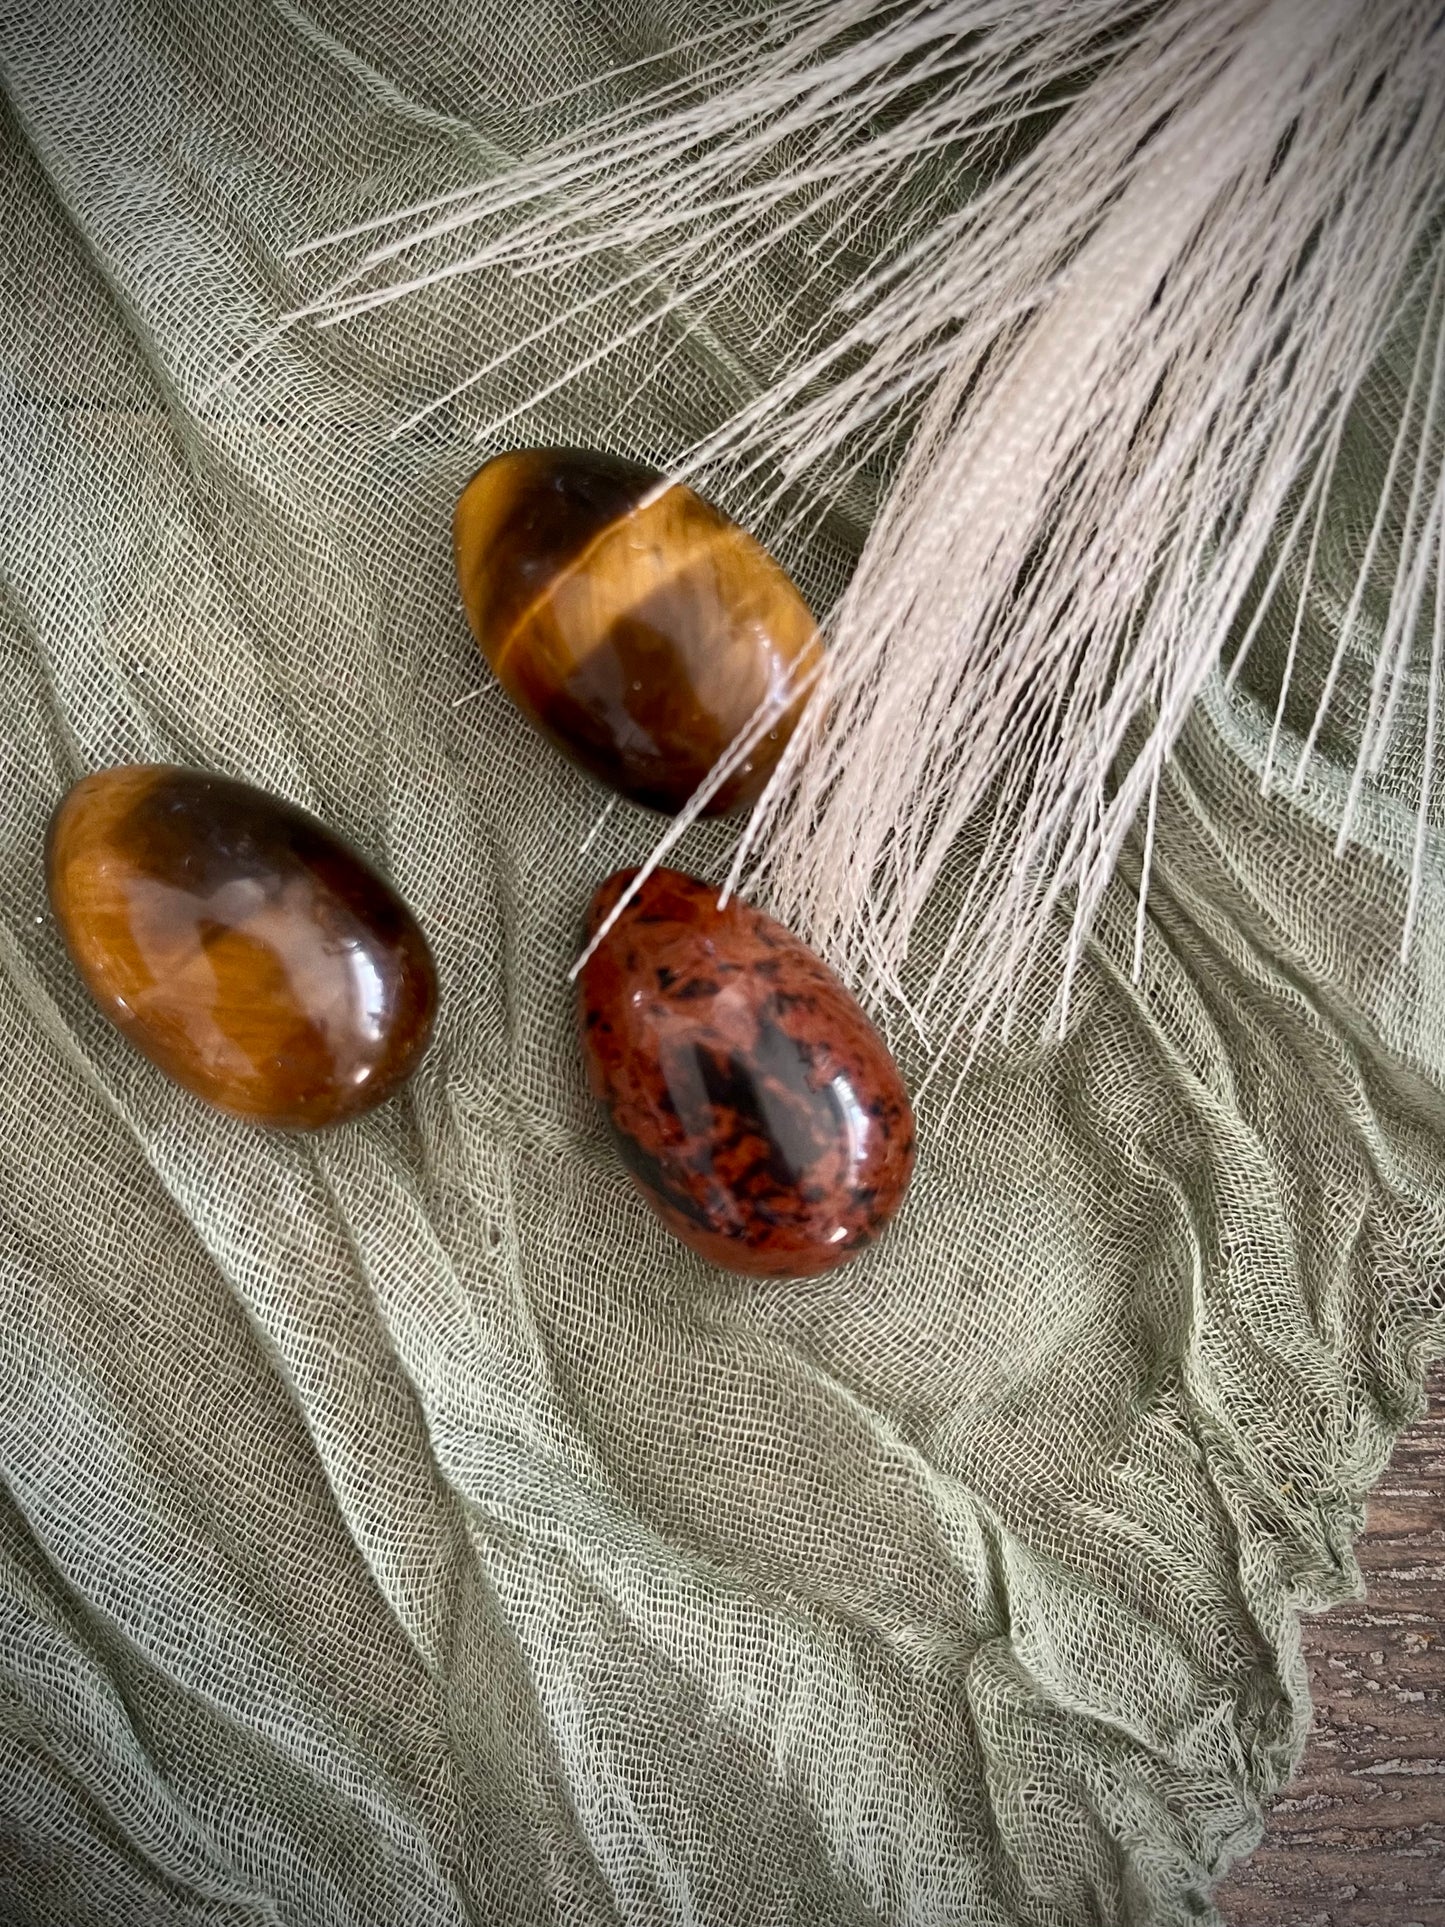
[1219,1364,1445,1924]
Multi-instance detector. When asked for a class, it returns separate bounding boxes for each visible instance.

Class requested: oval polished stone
[46,766,438,1129]
[577,867,915,1277]
[454,448,821,815]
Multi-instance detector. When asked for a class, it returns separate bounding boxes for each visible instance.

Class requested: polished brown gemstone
[577,867,915,1278]
[46,765,438,1129]
[454,449,820,815]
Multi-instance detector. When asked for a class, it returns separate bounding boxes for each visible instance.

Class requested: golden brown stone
[46,765,438,1129]
[454,448,820,814]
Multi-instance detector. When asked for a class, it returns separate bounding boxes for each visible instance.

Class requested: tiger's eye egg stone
[577,867,915,1278]
[46,766,438,1129]
[454,449,821,815]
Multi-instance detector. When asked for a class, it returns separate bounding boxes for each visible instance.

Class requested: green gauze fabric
[3,5,1444,1924]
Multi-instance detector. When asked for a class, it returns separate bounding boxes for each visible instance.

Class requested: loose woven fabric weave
[3,5,1445,1924]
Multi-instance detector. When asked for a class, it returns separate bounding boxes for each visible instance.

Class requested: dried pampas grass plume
[287,0,1445,1051]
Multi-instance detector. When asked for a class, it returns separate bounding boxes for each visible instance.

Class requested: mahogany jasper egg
[454,449,821,815]
[577,867,915,1277]
[46,765,438,1129]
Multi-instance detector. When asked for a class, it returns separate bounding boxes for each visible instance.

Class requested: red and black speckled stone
[577,867,915,1278]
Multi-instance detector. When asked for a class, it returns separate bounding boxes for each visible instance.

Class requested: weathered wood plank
[1219,1365,1445,1923]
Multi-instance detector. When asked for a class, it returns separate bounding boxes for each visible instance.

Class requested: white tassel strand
[290,0,1445,1047]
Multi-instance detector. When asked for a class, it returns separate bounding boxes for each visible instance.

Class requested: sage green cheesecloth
[2,4,1444,1923]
